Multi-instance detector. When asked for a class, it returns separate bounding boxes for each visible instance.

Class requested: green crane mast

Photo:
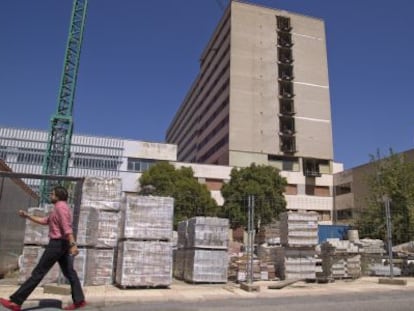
[41,0,88,202]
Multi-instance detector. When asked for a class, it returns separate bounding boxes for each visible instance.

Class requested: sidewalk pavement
[1,277,414,310]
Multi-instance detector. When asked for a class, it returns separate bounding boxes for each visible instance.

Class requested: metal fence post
[246,195,255,285]
[384,195,394,278]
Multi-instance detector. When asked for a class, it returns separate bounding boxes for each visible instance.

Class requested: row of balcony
[277,16,296,155]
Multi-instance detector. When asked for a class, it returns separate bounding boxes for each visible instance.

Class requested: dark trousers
[10,239,85,306]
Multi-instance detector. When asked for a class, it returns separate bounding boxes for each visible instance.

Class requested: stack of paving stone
[19,206,60,285]
[255,222,280,245]
[319,238,361,279]
[277,211,319,280]
[355,238,385,275]
[115,195,174,287]
[18,245,61,285]
[79,177,122,286]
[175,217,229,283]
[230,254,276,282]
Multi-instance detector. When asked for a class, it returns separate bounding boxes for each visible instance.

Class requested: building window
[284,184,297,195]
[335,183,351,195]
[73,153,120,170]
[337,209,353,220]
[0,146,7,160]
[303,158,330,177]
[305,185,330,196]
[16,148,44,165]
[268,155,299,171]
[127,158,156,172]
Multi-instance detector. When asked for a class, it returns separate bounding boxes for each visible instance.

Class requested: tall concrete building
[166,1,338,222]
[167,1,333,174]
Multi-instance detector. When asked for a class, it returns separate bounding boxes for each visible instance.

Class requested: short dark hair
[53,186,68,201]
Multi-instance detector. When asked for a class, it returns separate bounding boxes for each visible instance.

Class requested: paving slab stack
[115,195,174,287]
[255,221,281,245]
[79,177,122,286]
[175,217,229,283]
[231,254,276,282]
[277,211,318,280]
[354,238,386,275]
[319,238,361,279]
[19,206,61,285]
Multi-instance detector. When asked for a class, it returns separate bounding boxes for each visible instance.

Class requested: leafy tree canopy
[357,149,414,245]
[139,162,218,227]
[220,163,287,229]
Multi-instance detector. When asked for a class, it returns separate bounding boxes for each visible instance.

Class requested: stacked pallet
[277,211,318,280]
[229,254,276,282]
[18,245,60,285]
[355,239,385,275]
[255,222,280,245]
[19,206,61,285]
[79,177,122,286]
[115,195,174,287]
[319,239,361,279]
[175,217,229,283]
[274,247,317,280]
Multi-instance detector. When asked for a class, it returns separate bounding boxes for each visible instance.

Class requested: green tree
[220,163,287,229]
[139,162,218,227]
[357,150,414,245]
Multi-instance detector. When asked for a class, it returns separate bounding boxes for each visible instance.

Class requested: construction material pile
[276,211,318,280]
[230,254,276,282]
[255,222,280,245]
[115,195,174,287]
[77,177,122,286]
[319,238,361,279]
[19,205,61,285]
[174,217,229,283]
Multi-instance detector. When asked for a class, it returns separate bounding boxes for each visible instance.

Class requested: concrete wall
[0,162,39,275]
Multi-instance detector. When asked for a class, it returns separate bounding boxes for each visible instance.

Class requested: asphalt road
[93,291,414,311]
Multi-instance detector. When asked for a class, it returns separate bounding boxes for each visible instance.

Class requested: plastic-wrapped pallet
[82,177,122,202]
[18,246,60,285]
[76,210,94,247]
[320,239,362,279]
[85,248,114,285]
[346,255,361,278]
[280,212,318,247]
[184,249,228,283]
[120,195,174,241]
[258,244,282,264]
[23,208,49,246]
[88,209,120,248]
[73,248,87,286]
[275,247,317,280]
[256,221,280,245]
[80,200,121,212]
[186,217,229,249]
[115,240,172,287]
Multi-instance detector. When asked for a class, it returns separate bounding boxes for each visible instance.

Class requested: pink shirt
[39,201,73,239]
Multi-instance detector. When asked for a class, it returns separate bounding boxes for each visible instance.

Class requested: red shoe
[63,300,87,310]
[0,298,21,311]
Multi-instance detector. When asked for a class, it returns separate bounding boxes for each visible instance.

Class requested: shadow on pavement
[23,299,62,310]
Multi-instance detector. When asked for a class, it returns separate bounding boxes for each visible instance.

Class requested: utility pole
[246,195,254,285]
[240,195,259,291]
[384,195,394,278]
